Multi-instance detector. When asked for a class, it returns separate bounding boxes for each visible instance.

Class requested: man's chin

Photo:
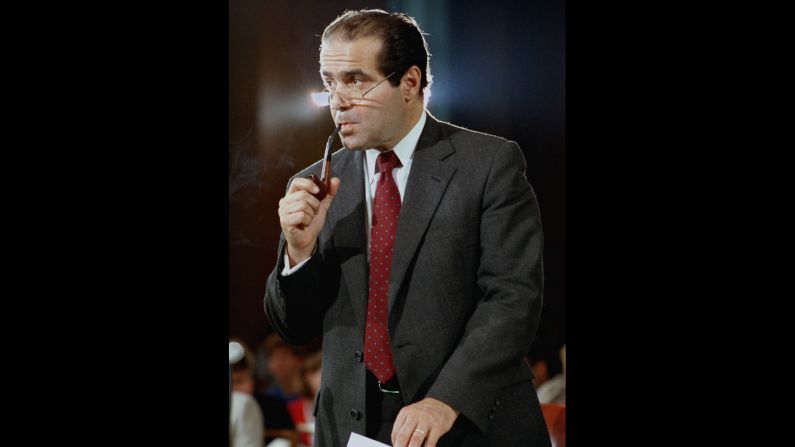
[339,136,368,151]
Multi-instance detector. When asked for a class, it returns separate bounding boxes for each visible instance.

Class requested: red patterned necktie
[365,150,401,383]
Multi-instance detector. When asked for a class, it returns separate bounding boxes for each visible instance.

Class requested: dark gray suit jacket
[265,115,549,446]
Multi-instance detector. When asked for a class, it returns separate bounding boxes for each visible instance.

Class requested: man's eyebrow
[321,69,370,79]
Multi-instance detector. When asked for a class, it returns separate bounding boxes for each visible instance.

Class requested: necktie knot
[377,151,401,177]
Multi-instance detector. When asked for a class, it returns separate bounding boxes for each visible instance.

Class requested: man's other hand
[391,398,459,447]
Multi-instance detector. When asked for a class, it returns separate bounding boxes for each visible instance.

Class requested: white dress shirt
[283,111,427,274]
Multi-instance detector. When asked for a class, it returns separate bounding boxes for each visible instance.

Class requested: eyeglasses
[314,72,396,106]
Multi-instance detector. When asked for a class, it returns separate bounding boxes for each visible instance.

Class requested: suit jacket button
[350,409,362,420]
[488,413,494,420]
[495,398,500,406]
[354,351,364,362]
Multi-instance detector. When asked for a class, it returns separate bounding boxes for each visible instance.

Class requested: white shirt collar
[365,110,427,180]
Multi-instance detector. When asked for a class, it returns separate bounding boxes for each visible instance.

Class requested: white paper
[347,432,390,447]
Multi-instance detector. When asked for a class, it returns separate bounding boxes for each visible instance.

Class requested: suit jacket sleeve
[425,141,544,433]
[263,180,340,346]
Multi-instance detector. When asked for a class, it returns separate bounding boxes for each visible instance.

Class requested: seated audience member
[263,333,304,400]
[286,350,322,447]
[253,334,301,445]
[230,339,265,447]
[537,344,566,404]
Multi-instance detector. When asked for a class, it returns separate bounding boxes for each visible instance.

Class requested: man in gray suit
[265,9,549,447]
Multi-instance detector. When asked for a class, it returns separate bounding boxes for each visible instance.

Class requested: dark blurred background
[229,0,565,357]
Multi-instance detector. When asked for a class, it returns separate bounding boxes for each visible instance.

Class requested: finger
[391,412,408,446]
[318,177,342,211]
[326,177,341,198]
[281,212,303,228]
[283,190,321,212]
[283,211,312,228]
[283,200,316,219]
[288,177,320,195]
[393,418,417,447]
[408,426,429,447]
[425,428,442,447]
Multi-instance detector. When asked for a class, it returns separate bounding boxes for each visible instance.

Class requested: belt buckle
[378,380,400,394]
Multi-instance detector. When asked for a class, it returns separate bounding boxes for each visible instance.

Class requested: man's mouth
[338,122,357,135]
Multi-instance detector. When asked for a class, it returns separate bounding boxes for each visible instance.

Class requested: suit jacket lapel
[388,117,456,313]
[327,149,369,337]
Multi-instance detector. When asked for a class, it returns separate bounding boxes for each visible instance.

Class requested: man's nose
[329,90,351,111]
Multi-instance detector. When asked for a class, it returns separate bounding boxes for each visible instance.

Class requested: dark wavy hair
[321,9,432,97]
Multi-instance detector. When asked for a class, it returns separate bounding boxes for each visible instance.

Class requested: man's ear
[401,66,422,100]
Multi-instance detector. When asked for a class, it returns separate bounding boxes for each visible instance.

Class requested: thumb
[326,177,341,199]
[319,177,341,211]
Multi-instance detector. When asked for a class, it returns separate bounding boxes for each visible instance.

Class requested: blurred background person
[230,338,265,447]
[536,343,566,404]
[253,338,275,396]
[263,333,303,400]
[527,339,561,391]
[286,349,322,447]
[253,333,311,445]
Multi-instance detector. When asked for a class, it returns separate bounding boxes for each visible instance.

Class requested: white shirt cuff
[281,245,315,276]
